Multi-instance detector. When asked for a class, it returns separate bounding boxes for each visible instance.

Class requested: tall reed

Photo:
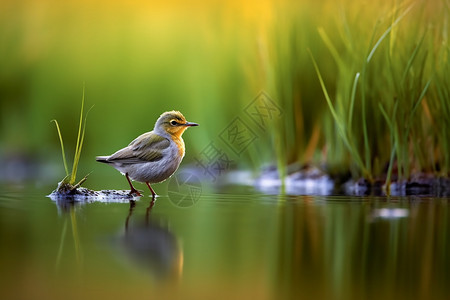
[264,0,449,183]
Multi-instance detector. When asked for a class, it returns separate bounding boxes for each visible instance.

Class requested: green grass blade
[406,78,432,137]
[72,105,94,185]
[308,50,339,123]
[51,119,69,177]
[378,103,392,129]
[413,79,431,114]
[366,4,414,63]
[378,102,397,194]
[347,72,360,128]
[70,85,86,184]
[318,27,344,68]
[401,33,427,85]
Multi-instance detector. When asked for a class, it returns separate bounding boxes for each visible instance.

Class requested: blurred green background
[1,0,448,188]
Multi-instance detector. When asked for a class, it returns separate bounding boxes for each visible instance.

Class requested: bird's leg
[126,173,142,196]
[146,182,157,198]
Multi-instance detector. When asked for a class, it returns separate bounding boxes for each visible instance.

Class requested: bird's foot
[128,189,142,197]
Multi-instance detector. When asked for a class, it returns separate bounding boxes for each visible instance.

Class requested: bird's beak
[184,121,199,127]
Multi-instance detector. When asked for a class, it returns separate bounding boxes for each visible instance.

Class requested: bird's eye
[170,120,178,126]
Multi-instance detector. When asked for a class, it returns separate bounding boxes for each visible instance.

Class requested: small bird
[96,110,198,197]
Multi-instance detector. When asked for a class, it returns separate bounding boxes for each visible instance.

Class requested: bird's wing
[107,131,170,164]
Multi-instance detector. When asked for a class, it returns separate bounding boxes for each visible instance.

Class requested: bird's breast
[172,136,185,159]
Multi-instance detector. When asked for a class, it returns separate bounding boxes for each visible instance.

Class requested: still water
[1,184,449,300]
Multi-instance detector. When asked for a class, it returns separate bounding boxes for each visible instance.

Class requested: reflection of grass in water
[55,218,67,271]
[70,207,83,265]
[55,207,83,272]
[52,85,91,193]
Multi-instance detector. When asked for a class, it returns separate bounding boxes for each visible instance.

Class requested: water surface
[0,185,449,300]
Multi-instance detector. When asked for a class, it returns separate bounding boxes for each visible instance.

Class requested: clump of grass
[263,0,449,191]
[52,86,91,195]
[311,3,421,182]
[342,2,440,184]
[310,52,369,180]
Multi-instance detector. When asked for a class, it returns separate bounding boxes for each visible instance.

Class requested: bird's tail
[96,156,110,163]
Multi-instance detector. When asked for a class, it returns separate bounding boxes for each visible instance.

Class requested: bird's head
[155,110,198,138]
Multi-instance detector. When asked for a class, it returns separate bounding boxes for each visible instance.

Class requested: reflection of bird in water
[121,199,183,281]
